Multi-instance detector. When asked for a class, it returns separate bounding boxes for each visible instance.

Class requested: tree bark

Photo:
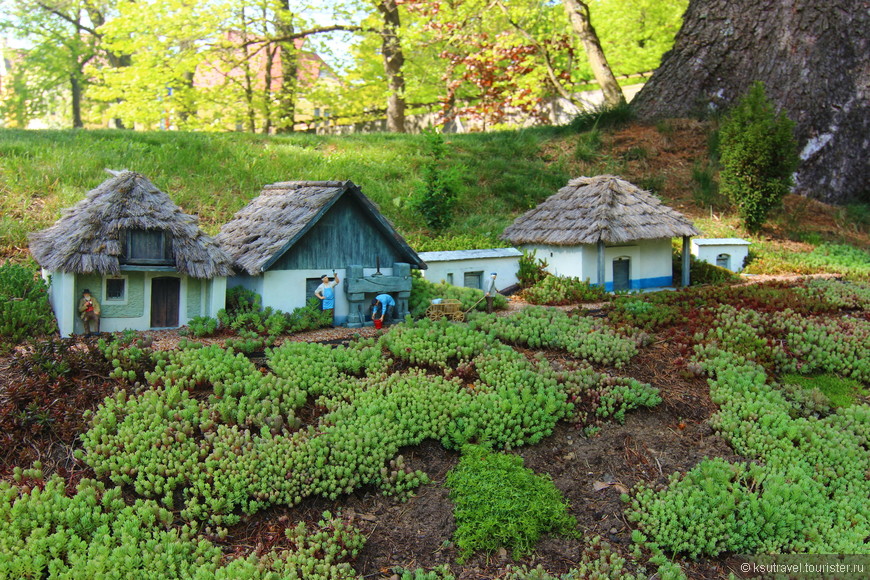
[377,0,406,133]
[631,0,869,204]
[274,0,298,133]
[70,73,83,128]
[562,0,625,108]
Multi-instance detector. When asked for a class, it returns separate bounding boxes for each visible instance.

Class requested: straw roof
[217,180,425,275]
[29,171,234,278]
[501,175,701,245]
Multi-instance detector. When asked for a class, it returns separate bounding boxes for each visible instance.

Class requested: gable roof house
[502,175,701,290]
[29,171,233,337]
[217,180,425,327]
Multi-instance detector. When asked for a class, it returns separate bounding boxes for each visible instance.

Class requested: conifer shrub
[719,82,799,233]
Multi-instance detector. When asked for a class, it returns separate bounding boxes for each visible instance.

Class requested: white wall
[527,239,673,290]
[44,270,76,338]
[524,244,587,279]
[422,256,520,289]
[691,243,749,272]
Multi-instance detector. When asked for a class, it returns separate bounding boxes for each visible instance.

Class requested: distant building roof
[691,238,751,246]
[502,175,701,245]
[417,248,522,262]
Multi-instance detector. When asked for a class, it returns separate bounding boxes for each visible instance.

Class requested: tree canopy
[0,0,687,131]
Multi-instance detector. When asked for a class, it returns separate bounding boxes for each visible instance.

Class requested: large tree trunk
[562,0,625,108]
[377,0,406,133]
[632,0,869,204]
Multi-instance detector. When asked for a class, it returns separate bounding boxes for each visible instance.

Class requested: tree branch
[239,24,371,48]
[492,0,580,106]
[35,2,100,36]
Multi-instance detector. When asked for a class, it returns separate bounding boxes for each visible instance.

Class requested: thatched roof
[501,175,701,245]
[29,171,234,278]
[217,180,425,275]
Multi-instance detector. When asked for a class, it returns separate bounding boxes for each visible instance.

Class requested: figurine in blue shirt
[371,294,396,326]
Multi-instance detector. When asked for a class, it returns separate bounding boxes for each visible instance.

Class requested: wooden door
[613,258,630,291]
[151,277,180,328]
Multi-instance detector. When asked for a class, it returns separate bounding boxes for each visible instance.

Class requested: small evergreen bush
[416,129,462,232]
[517,250,548,289]
[719,82,799,233]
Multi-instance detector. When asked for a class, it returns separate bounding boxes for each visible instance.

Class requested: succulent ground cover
[0,278,867,578]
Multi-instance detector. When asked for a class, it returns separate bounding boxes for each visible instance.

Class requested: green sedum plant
[0,473,364,579]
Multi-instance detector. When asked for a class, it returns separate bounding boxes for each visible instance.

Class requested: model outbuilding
[217,180,426,326]
[29,171,233,337]
[501,175,701,290]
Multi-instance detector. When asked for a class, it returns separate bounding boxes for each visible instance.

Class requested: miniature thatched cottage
[29,171,233,337]
[501,175,701,290]
[217,180,426,326]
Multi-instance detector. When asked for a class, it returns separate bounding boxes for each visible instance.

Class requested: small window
[122,230,173,265]
[464,271,483,290]
[447,273,454,285]
[104,275,128,304]
[716,253,731,269]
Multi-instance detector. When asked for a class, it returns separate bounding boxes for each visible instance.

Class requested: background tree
[631,0,868,204]
[561,0,623,107]
[0,0,104,128]
[719,82,798,233]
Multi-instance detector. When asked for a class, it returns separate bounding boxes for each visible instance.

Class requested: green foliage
[624,304,870,557]
[690,160,726,208]
[406,232,510,252]
[409,275,507,318]
[0,262,57,350]
[218,292,331,353]
[517,250,548,289]
[522,274,607,305]
[470,307,642,368]
[568,101,635,133]
[416,130,462,232]
[574,130,602,162]
[0,474,364,578]
[381,318,494,369]
[719,82,799,233]
[780,373,868,409]
[671,250,741,286]
[81,323,596,523]
[186,315,218,337]
[742,243,870,279]
[446,445,578,562]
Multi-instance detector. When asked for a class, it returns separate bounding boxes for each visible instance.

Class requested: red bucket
[374,319,383,329]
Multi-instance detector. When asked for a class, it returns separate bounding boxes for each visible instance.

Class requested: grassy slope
[1,124,867,273]
[0,127,568,254]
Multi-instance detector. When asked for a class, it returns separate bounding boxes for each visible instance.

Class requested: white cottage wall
[528,239,673,290]
[44,270,76,338]
[422,257,520,289]
[525,245,586,278]
[691,240,750,273]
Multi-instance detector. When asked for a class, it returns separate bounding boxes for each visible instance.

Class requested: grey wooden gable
[264,185,425,272]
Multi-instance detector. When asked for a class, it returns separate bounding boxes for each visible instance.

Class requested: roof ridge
[263,180,350,189]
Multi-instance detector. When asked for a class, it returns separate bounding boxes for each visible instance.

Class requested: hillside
[0,124,867,274]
